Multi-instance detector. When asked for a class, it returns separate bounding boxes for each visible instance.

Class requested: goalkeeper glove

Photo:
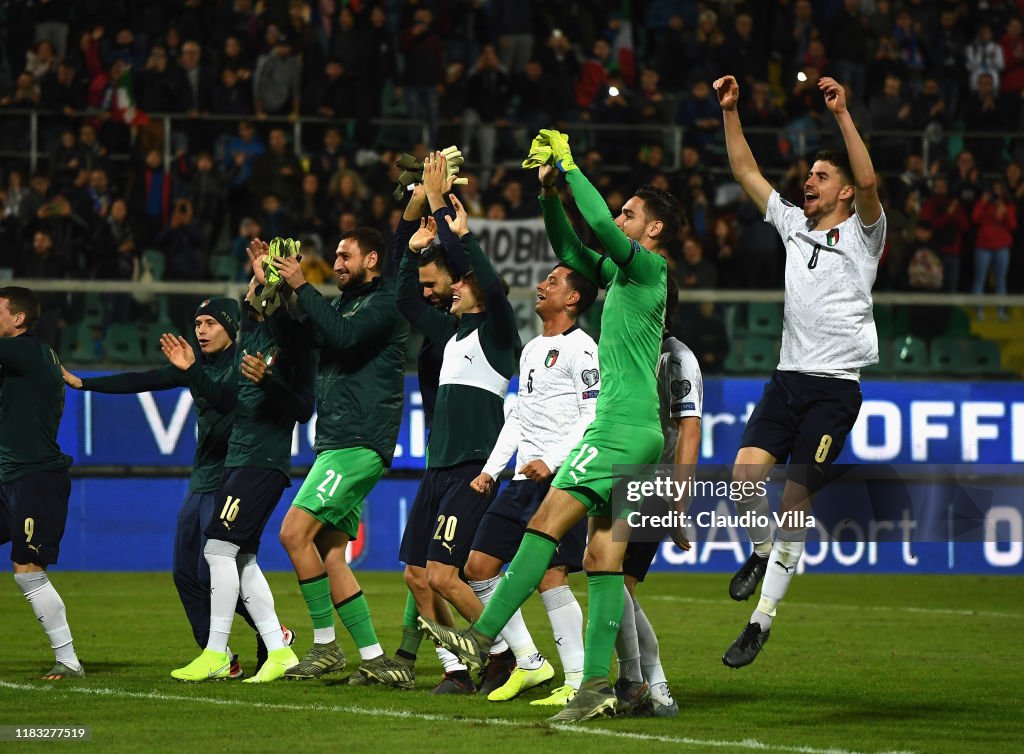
[260,237,301,314]
[440,145,469,186]
[393,153,424,201]
[521,132,554,169]
[539,129,578,173]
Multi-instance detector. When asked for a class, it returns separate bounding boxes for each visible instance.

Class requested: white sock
[752,528,807,631]
[359,644,384,661]
[237,553,285,652]
[15,572,80,670]
[436,645,466,673]
[204,539,241,653]
[735,491,773,557]
[615,586,643,683]
[540,584,584,688]
[633,595,666,687]
[313,627,336,644]
[470,577,538,667]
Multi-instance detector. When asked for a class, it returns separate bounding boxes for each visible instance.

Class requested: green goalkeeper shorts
[291,447,385,539]
[551,420,664,518]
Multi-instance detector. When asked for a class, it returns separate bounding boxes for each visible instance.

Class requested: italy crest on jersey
[826,227,839,246]
[545,349,559,367]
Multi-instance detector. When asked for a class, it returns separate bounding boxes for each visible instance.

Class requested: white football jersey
[482,326,599,480]
[657,337,703,465]
[766,190,885,378]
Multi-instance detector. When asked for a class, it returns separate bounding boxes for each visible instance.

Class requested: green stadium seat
[143,321,178,362]
[873,305,894,339]
[104,323,146,364]
[142,249,166,280]
[208,254,237,282]
[747,302,782,337]
[724,338,744,373]
[61,322,101,364]
[81,292,105,326]
[929,336,965,374]
[891,336,928,374]
[966,338,1004,376]
[740,336,778,373]
[864,338,892,375]
[944,307,971,338]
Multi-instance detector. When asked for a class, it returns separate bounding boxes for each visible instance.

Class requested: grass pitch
[0,572,1020,753]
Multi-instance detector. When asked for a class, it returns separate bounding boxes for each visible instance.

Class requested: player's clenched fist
[469,472,494,495]
[818,76,846,114]
[713,75,739,111]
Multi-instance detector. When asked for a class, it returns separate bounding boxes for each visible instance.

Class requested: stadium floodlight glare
[608,86,620,97]
[797,71,808,82]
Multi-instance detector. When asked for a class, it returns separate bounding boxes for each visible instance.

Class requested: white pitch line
[0,680,913,754]
[647,595,1022,620]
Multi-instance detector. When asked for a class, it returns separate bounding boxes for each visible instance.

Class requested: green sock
[397,591,423,660]
[582,573,625,682]
[298,573,334,630]
[336,591,380,650]
[476,531,557,638]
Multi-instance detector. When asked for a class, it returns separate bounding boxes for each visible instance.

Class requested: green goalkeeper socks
[476,531,557,639]
[336,591,380,650]
[397,591,423,660]
[582,573,625,682]
[298,573,334,630]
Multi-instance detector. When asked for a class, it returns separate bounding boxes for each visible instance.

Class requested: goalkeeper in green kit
[420,130,685,722]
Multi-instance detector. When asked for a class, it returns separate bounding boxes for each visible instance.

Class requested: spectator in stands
[884,187,921,290]
[539,28,579,112]
[157,197,205,281]
[329,172,364,218]
[463,45,509,178]
[135,44,181,114]
[721,12,765,91]
[49,129,82,192]
[892,9,928,85]
[869,74,913,170]
[829,0,870,100]
[514,59,564,138]
[128,148,173,247]
[677,79,720,156]
[739,80,786,167]
[248,127,302,211]
[253,34,301,120]
[1000,17,1024,95]
[784,64,826,158]
[328,7,359,72]
[210,66,253,117]
[86,169,114,220]
[653,15,691,92]
[972,180,1017,320]
[708,215,744,290]
[26,40,58,82]
[230,216,261,280]
[303,59,357,121]
[180,150,227,247]
[676,236,717,292]
[0,190,23,275]
[309,126,345,186]
[952,150,984,210]
[575,38,612,114]
[492,0,533,75]
[296,172,329,244]
[636,67,669,124]
[219,35,253,80]
[963,72,1012,173]
[353,5,395,145]
[1,74,42,152]
[678,302,729,375]
[39,61,84,142]
[254,192,296,240]
[966,24,1004,92]
[77,124,111,175]
[400,8,445,144]
[93,198,137,280]
[867,36,909,97]
[919,174,970,293]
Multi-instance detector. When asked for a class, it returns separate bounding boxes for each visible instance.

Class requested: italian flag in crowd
[612,0,635,86]
[113,70,149,126]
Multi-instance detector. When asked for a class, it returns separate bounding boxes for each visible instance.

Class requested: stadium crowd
[1,0,1023,344]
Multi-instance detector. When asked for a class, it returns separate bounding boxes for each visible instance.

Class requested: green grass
[1,572,1021,753]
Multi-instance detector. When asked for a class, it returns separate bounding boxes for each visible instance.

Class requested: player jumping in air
[714,74,884,668]
[421,130,685,722]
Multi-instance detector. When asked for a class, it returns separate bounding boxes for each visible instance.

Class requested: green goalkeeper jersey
[540,171,666,428]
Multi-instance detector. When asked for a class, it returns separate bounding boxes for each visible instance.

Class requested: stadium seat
[142,249,166,280]
[81,292,105,326]
[724,338,744,373]
[143,321,178,362]
[740,336,778,373]
[944,307,971,338]
[104,323,146,364]
[873,305,894,339]
[61,322,101,364]
[746,302,782,337]
[891,336,928,374]
[864,338,892,376]
[208,255,237,282]
[929,336,965,374]
[965,338,1004,376]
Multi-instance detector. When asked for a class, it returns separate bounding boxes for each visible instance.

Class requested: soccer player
[714,74,884,667]
[616,278,702,716]
[396,153,520,694]
[0,287,80,679]
[464,263,598,704]
[421,130,684,722]
[172,264,315,682]
[62,298,280,678]
[271,228,413,686]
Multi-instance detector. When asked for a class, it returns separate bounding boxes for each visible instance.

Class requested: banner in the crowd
[471,217,555,289]
[4,476,1019,574]
[62,376,1024,469]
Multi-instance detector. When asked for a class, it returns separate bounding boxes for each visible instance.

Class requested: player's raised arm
[538,164,615,288]
[819,76,882,226]
[714,75,773,217]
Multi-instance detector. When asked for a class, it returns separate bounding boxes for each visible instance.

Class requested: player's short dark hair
[460,270,510,298]
[814,149,854,186]
[341,227,387,270]
[634,185,687,243]
[665,273,679,332]
[0,286,41,331]
[417,244,451,273]
[555,263,598,317]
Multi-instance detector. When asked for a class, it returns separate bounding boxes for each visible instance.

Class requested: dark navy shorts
[399,463,494,568]
[203,467,289,554]
[740,370,862,491]
[622,495,671,582]
[0,470,71,566]
[471,478,586,572]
